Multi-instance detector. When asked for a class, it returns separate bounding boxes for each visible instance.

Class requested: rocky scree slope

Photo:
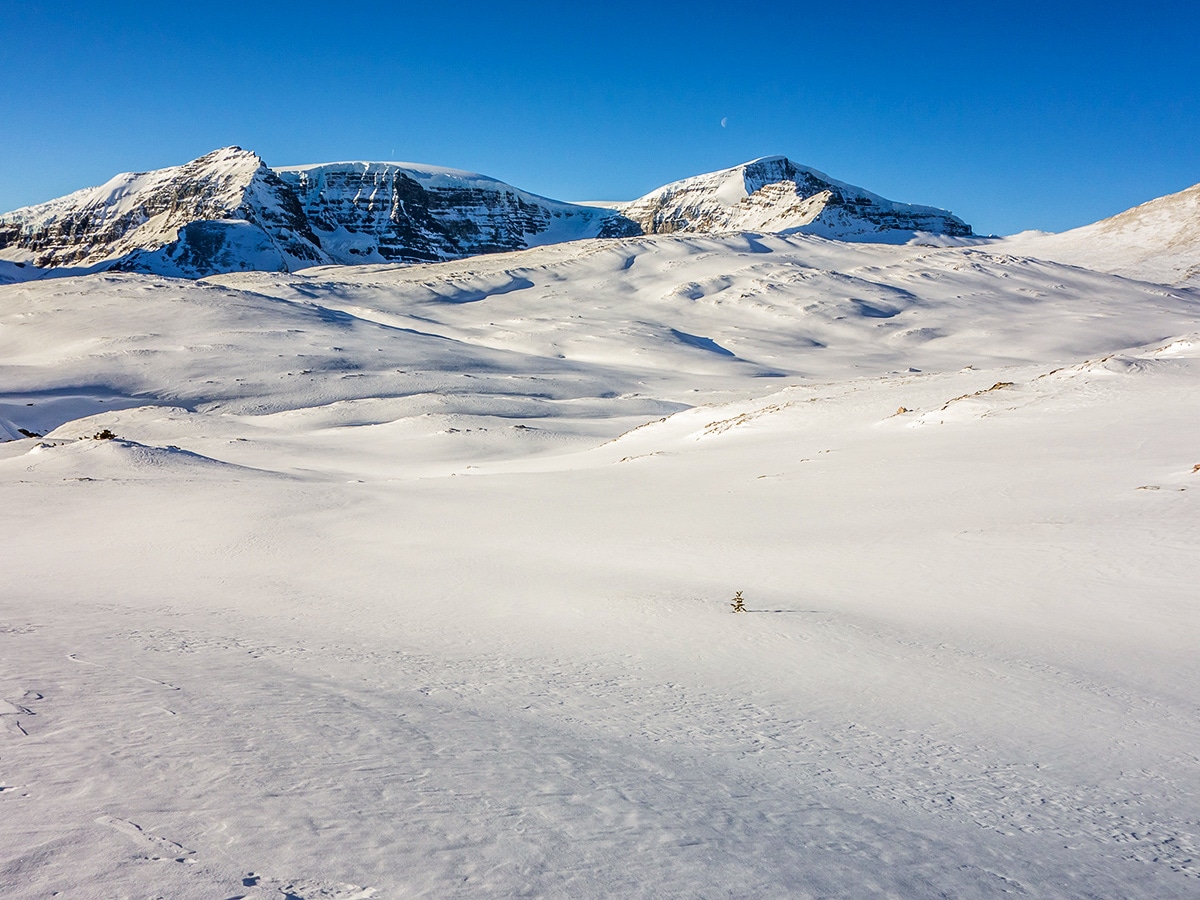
[0,149,974,279]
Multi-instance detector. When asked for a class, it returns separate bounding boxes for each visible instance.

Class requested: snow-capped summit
[0,147,326,277]
[619,156,974,243]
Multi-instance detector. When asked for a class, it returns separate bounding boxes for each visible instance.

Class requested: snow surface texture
[0,149,972,279]
[2,224,1200,897]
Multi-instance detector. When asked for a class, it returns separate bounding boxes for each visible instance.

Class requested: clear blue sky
[2,1,1198,235]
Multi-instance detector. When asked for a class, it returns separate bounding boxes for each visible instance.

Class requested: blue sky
[2,1,1198,235]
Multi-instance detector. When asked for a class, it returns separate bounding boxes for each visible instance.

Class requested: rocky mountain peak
[273,160,635,265]
[0,145,325,276]
[620,156,973,242]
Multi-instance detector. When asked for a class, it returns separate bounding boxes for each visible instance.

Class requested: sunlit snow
[2,208,1199,897]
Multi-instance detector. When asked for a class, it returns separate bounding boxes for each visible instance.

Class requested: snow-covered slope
[620,156,974,243]
[1003,181,1200,285]
[0,259,37,285]
[4,233,1197,458]
[2,233,1200,897]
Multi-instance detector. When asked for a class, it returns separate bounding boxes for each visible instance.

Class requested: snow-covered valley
[2,208,1199,896]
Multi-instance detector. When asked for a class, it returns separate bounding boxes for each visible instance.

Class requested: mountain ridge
[0,148,974,280]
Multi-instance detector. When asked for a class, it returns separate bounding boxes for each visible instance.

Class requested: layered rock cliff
[274,161,637,265]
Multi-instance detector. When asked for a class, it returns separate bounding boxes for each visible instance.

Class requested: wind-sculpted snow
[2,234,1197,455]
[2,232,1200,897]
[210,234,1200,389]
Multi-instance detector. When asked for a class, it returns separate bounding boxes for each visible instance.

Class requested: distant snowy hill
[0,259,36,285]
[0,149,981,279]
[1003,181,1200,285]
[619,156,974,243]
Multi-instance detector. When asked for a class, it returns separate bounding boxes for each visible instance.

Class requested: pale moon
[720,117,728,128]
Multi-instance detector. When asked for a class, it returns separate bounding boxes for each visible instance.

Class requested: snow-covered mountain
[0,148,639,279]
[0,147,327,277]
[619,156,974,243]
[15,147,1197,288]
[0,149,981,279]
[1003,180,1200,285]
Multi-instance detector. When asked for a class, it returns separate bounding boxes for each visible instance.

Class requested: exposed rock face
[0,149,639,278]
[274,162,637,265]
[0,148,327,277]
[0,149,973,280]
[620,156,973,243]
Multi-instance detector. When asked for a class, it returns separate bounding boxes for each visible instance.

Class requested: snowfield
[2,230,1199,898]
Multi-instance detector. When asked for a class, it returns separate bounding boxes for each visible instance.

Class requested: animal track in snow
[97,815,196,863]
[236,872,376,899]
